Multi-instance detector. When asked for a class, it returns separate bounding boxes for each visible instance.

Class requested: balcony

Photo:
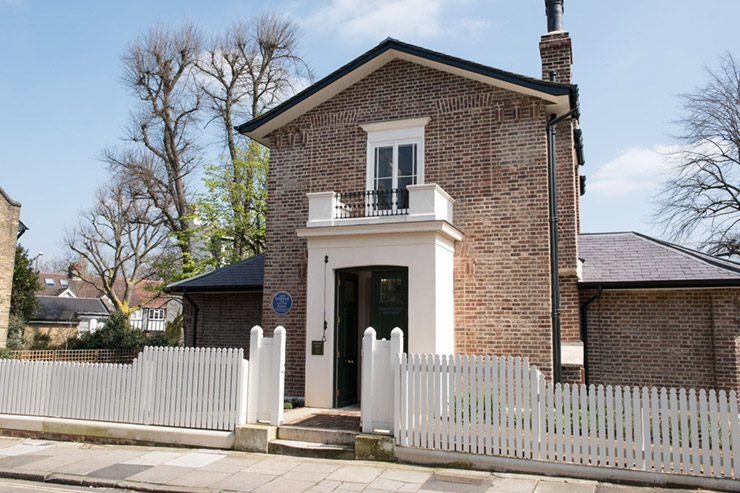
[305,183,455,228]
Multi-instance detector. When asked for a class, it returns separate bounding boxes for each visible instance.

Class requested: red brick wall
[262,58,584,396]
[581,288,740,392]
[183,291,262,354]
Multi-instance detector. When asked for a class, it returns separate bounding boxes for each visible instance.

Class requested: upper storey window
[360,117,430,212]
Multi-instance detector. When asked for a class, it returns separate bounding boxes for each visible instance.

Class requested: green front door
[335,272,359,408]
[371,269,408,352]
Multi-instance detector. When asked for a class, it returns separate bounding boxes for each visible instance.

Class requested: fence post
[361,327,376,433]
[247,326,263,424]
[390,327,404,438]
[237,356,249,426]
[271,326,286,426]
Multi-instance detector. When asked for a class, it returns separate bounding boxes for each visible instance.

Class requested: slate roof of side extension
[30,297,109,323]
[236,38,576,145]
[165,254,265,292]
[578,232,740,289]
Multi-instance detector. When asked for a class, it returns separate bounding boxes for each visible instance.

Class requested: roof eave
[237,39,573,146]
[166,285,264,293]
[578,279,740,290]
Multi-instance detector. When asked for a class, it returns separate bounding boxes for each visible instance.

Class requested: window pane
[398,144,416,177]
[380,278,403,303]
[375,146,393,179]
[374,178,393,210]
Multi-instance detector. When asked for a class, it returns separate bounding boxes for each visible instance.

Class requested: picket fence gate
[0,325,286,431]
[363,328,740,480]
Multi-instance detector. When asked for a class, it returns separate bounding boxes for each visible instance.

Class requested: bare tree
[656,53,740,257]
[66,178,168,314]
[196,13,312,258]
[108,22,203,271]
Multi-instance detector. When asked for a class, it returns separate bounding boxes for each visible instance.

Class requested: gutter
[579,286,602,387]
[545,81,579,384]
[182,289,199,347]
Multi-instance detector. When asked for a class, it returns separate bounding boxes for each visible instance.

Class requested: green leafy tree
[197,141,268,266]
[11,245,40,321]
[66,310,178,350]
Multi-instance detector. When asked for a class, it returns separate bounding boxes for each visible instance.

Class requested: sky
[1,0,739,264]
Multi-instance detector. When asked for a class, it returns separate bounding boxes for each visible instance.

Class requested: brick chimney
[540,0,572,84]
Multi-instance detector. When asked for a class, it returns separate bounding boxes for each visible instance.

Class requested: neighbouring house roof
[29,296,109,324]
[165,254,265,293]
[37,273,167,309]
[578,232,740,289]
[236,38,576,146]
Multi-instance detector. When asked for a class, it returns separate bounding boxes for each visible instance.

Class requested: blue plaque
[271,291,293,315]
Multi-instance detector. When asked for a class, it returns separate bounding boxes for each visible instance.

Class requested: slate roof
[578,232,740,288]
[165,254,265,292]
[30,297,109,323]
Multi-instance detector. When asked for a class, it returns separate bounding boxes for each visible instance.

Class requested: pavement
[0,436,716,493]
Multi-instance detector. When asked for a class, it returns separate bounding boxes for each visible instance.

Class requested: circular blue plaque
[271,291,293,315]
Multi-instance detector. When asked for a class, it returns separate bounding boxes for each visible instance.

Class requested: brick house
[0,186,22,348]
[172,3,740,406]
[35,271,179,334]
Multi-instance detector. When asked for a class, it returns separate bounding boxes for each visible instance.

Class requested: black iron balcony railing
[335,188,410,219]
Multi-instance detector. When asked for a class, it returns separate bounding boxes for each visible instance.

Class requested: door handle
[346,359,355,364]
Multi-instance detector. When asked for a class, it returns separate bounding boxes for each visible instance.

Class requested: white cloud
[304,0,488,44]
[588,145,678,198]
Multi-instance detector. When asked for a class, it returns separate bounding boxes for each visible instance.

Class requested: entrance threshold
[283,406,360,432]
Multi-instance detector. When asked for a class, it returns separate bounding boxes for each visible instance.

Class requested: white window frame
[360,117,430,214]
[148,308,166,321]
[44,278,56,287]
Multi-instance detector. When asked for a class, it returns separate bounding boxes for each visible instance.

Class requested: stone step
[277,425,357,446]
[268,439,355,460]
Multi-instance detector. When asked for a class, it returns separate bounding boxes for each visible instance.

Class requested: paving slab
[535,480,597,493]
[488,476,539,493]
[123,450,185,465]
[0,454,48,468]
[326,465,384,483]
[87,463,152,480]
[211,470,278,491]
[254,476,317,493]
[379,468,433,484]
[163,451,226,468]
[127,464,193,484]
[166,468,232,488]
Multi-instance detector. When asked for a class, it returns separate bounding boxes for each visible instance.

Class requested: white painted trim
[297,220,463,242]
[363,118,428,194]
[360,117,431,134]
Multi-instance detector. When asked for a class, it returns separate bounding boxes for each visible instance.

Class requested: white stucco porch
[297,184,462,408]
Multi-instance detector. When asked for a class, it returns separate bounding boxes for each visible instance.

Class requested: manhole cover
[421,473,491,492]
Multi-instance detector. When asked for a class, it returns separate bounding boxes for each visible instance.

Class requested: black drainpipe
[182,289,199,347]
[580,286,602,386]
[546,74,579,384]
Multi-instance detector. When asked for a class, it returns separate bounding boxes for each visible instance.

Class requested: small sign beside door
[271,291,293,315]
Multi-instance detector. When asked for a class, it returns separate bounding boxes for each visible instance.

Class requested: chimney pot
[545,0,564,32]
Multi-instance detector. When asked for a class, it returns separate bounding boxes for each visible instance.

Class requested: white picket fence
[362,328,740,480]
[0,325,286,431]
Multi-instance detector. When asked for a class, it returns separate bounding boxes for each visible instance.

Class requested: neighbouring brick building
[171,2,740,405]
[0,186,22,348]
[167,254,264,352]
[579,232,740,393]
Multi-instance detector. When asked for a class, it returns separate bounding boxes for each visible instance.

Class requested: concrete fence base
[394,446,740,493]
[0,414,234,450]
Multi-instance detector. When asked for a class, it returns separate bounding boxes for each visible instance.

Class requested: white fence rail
[0,325,287,431]
[363,329,740,480]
